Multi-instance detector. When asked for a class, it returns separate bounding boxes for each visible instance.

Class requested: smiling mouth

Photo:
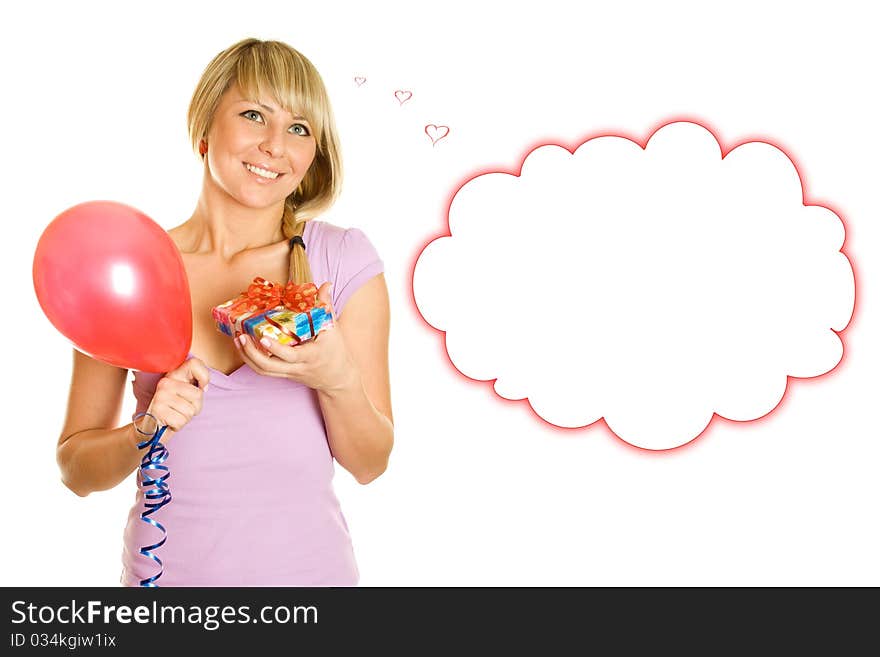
[243,162,284,180]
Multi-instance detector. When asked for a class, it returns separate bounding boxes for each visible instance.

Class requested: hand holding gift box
[212,277,334,346]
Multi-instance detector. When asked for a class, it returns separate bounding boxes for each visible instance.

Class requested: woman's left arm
[237,274,393,484]
[316,273,393,484]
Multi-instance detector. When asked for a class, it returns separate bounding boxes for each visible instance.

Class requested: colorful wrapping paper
[211,277,333,345]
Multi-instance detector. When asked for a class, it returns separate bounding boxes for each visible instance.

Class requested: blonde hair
[187,38,343,284]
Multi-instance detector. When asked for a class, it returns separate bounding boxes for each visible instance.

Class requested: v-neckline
[188,352,248,379]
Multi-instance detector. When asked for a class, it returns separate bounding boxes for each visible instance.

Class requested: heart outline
[425,124,450,146]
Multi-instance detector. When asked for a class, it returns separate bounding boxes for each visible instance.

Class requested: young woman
[56,38,393,586]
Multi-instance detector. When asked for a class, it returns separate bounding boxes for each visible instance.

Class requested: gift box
[211,277,333,345]
[246,306,333,346]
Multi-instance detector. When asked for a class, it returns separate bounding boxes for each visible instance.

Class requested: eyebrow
[237,100,308,122]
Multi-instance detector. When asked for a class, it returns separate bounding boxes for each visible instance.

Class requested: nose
[259,130,285,158]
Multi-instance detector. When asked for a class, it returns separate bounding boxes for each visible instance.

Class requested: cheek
[219,127,250,154]
[300,142,318,168]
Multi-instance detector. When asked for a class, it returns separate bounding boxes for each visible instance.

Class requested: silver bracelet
[133,411,161,437]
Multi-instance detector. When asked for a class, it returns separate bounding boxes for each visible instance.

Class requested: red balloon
[33,201,192,373]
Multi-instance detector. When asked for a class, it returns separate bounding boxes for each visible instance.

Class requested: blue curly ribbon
[133,412,171,587]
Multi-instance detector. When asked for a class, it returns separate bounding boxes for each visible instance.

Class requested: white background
[2,0,877,586]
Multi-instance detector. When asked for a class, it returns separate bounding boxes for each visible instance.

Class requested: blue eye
[241,110,264,123]
[289,123,311,136]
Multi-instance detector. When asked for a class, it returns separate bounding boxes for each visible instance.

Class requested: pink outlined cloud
[410,118,858,452]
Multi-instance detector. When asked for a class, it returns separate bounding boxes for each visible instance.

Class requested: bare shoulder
[58,350,129,446]
[166,224,190,253]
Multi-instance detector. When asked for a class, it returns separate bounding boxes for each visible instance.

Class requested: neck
[179,174,287,261]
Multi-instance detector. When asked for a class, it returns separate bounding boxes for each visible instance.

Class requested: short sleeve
[332,227,384,317]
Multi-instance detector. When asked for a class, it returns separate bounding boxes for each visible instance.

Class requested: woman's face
[204,83,318,209]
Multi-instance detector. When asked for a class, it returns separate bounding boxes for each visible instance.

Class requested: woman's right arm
[57,349,209,497]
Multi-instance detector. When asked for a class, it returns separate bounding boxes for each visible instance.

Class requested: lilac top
[120,220,384,586]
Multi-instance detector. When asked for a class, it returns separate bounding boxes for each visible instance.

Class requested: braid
[280,198,312,284]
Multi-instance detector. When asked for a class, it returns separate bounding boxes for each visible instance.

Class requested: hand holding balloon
[144,357,211,437]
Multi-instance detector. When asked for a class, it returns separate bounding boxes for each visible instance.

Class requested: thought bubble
[413,120,855,450]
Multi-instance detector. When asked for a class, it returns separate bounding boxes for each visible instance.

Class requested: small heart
[425,124,450,146]
[394,90,413,105]
[354,76,366,87]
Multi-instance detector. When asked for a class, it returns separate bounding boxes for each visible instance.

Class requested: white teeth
[245,163,279,179]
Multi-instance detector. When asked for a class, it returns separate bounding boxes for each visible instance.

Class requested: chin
[235,190,291,210]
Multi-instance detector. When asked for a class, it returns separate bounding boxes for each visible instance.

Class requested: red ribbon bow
[226,277,321,318]
[282,281,319,312]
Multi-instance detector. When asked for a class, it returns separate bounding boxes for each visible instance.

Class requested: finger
[257,335,303,363]
[316,281,336,319]
[168,357,211,389]
[172,381,205,413]
[162,378,202,406]
[150,406,189,432]
[162,389,198,421]
[238,334,274,370]
[316,281,332,305]
[312,321,336,342]
[189,359,211,389]
[240,335,300,379]
[164,408,190,432]
[167,399,195,425]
